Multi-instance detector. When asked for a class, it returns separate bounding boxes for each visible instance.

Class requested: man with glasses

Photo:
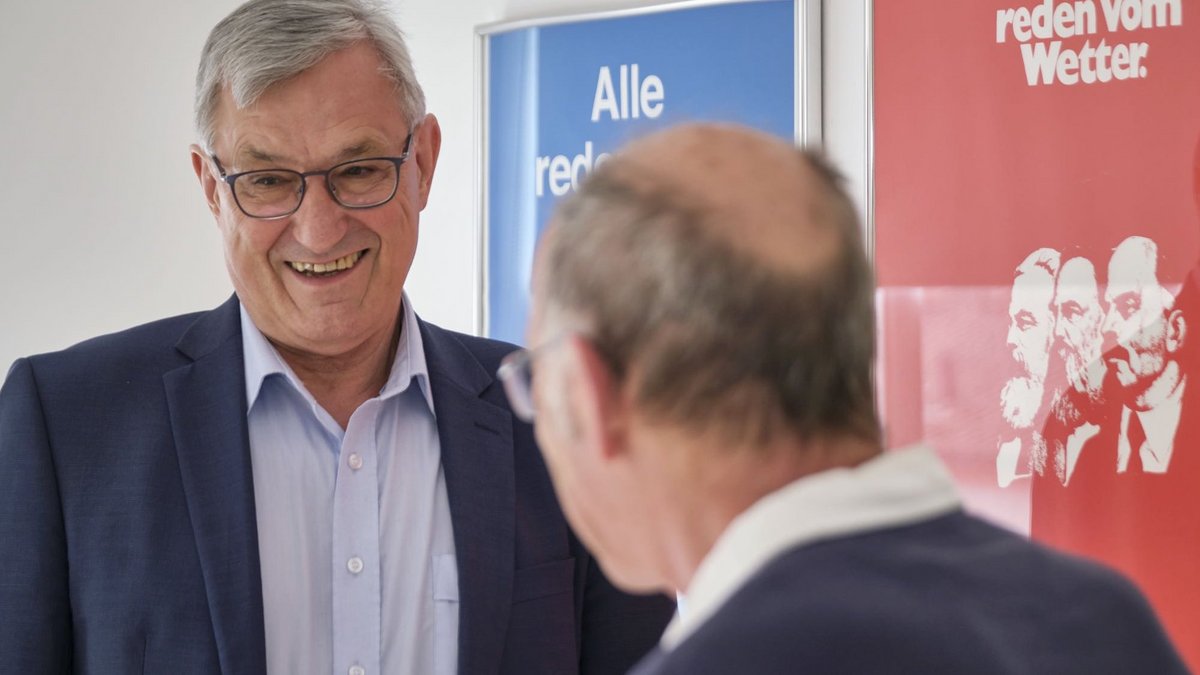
[0,1,673,673]
[506,122,1187,673]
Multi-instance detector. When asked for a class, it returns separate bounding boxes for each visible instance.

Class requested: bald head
[602,124,846,275]
[536,123,878,447]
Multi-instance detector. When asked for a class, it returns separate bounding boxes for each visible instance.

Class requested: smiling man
[0,1,673,673]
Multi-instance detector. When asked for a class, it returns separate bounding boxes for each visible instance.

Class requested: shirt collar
[386,291,435,413]
[240,303,295,412]
[239,291,435,416]
[661,443,962,651]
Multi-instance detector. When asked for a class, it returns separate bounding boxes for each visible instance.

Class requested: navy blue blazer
[631,511,1186,675]
[0,296,674,674]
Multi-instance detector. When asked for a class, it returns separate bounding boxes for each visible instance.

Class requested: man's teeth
[288,251,364,275]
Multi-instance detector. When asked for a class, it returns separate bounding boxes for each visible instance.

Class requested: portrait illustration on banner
[874,0,1200,666]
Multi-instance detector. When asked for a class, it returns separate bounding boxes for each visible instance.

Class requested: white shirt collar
[661,443,962,651]
[239,291,435,417]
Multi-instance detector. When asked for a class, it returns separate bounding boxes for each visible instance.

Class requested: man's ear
[413,113,442,210]
[1166,308,1187,353]
[189,144,222,218]
[563,335,628,462]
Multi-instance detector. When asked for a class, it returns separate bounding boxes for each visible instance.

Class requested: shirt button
[347,556,364,575]
[347,453,363,470]
[349,666,365,675]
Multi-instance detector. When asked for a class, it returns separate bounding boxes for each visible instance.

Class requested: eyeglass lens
[234,158,400,217]
[499,351,537,422]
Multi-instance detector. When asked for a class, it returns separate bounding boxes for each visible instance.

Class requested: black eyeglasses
[211,132,413,219]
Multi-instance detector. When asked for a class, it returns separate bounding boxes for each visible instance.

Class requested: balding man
[499,124,1187,673]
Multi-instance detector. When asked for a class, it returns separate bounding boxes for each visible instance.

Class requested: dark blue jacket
[631,510,1185,674]
[0,295,674,674]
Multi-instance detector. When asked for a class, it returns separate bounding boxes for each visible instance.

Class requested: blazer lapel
[421,320,516,675]
[164,295,266,674]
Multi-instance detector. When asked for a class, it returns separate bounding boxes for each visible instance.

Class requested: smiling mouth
[287,250,366,278]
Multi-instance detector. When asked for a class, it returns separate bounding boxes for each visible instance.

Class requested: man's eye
[1016,312,1037,330]
[247,172,295,188]
[339,164,377,179]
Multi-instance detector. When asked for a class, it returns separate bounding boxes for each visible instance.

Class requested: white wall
[0,0,869,370]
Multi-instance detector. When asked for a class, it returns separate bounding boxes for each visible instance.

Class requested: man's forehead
[209,42,408,164]
[1011,268,1055,308]
[230,136,390,167]
[1054,267,1099,306]
[1107,238,1159,286]
[1054,281,1098,307]
[1105,277,1145,300]
[1010,294,1054,318]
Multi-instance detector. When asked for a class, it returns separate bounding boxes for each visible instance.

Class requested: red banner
[875,0,1200,665]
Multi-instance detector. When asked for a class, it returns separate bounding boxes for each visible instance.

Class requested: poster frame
[473,0,822,336]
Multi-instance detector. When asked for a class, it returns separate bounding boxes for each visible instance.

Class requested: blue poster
[483,0,797,344]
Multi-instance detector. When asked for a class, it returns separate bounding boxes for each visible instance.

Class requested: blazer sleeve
[578,551,676,674]
[0,358,73,672]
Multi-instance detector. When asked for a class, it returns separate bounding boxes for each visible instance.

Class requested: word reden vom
[995,0,1182,86]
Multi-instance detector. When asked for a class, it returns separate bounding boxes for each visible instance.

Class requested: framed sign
[874,0,1199,665]
[477,0,821,344]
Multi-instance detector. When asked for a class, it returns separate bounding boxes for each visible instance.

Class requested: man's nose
[290,177,348,254]
[1100,307,1120,339]
[1099,311,1121,353]
[1052,314,1067,340]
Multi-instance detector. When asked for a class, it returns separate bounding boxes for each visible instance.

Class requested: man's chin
[600,560,670,596]
[271,317,382,359]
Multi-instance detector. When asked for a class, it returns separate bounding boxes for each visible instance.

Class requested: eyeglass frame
[209,131,414,220]
[497,333,575,423]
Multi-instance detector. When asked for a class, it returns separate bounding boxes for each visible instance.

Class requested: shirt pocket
[433,553,460,675]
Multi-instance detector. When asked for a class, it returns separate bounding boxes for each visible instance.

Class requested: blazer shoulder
[20,310,210,384]
[419,321,520,371]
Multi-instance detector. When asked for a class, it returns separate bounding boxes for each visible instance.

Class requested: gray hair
[195,0,425,151]
[542,150,880,446]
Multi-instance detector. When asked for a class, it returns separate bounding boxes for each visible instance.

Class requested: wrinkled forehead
[210,42,409,162]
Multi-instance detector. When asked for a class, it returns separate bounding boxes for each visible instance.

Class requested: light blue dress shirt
[241,294,458,675]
